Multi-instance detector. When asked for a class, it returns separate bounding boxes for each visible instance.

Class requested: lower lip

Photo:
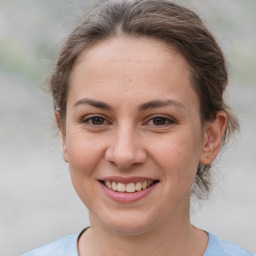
[99,182,157,203]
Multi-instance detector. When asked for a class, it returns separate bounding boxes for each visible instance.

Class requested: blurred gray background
[0,0,255,255]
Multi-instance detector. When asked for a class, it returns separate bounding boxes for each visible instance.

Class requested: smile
[103,180,155,193]
[99,178,159,202]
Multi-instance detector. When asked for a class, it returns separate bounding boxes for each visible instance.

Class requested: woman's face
[61,36,211,234]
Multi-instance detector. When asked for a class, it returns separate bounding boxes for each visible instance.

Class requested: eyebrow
[138,99,185,111]
[74,98,185,111]
[74,98,113,110]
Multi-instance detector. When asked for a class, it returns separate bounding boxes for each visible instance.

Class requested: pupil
[153,117,166,125]
[92,117,104,125]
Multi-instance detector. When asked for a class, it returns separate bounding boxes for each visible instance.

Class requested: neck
[78,211,208,256]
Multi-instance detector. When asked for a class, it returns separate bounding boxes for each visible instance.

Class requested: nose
[105,125,147,170]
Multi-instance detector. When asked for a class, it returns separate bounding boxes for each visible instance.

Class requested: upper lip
[99,176,158,184]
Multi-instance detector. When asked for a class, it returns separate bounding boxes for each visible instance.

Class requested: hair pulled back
[48,0,239,199]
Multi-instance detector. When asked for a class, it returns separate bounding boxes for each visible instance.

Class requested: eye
[152,117,168,126]
[90,117,105,125]
[146,115,175,126]
[82,116,108,126]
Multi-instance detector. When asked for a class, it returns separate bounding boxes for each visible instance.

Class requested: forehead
[74,36,190,75]
[69,36,199,111]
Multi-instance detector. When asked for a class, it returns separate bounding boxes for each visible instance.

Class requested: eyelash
[80,115,176,127]
[81,115,109,126]
[145,115,176,126]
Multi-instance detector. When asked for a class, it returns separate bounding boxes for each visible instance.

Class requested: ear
[200,111,227,165]
[55,112,69,163]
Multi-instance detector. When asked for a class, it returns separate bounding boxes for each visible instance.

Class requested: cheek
[66,133,106,206]
[66,132,106,177]
[150,130,202,181]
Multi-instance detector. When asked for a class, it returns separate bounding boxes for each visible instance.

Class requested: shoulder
[204,232,255,256]
[19,232,80,256]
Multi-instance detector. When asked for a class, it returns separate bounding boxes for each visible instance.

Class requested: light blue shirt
[20,230,254,256]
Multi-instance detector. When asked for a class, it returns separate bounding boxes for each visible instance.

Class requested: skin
[56,36,227,256]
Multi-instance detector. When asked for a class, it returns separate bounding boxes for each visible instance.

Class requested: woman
[21,0,254,255]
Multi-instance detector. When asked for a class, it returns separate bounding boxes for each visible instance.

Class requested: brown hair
[48,0,239,199]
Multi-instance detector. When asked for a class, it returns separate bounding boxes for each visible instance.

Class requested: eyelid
[81,114,111,126]
[79,114,177,127]
[144,114,177,126]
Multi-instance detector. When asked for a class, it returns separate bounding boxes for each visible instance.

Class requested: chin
[92,210,158,236]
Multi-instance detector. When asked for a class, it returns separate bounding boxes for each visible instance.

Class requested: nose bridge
[105,121,146,169]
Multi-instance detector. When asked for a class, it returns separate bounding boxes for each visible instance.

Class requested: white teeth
[142,181,147,189]
[117,182,126,192]
[104,180,154,193]
[126,183,136,193]
[135,182,142,191]
[112,181,117,191]
[106,180,111,189]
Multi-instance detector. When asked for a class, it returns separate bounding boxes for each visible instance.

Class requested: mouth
[99,180,159,193]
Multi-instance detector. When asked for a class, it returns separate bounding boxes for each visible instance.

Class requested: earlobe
[55,112,69,163]
[199,111,227,165]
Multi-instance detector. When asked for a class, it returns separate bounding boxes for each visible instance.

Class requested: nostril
[105,148,147,170]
